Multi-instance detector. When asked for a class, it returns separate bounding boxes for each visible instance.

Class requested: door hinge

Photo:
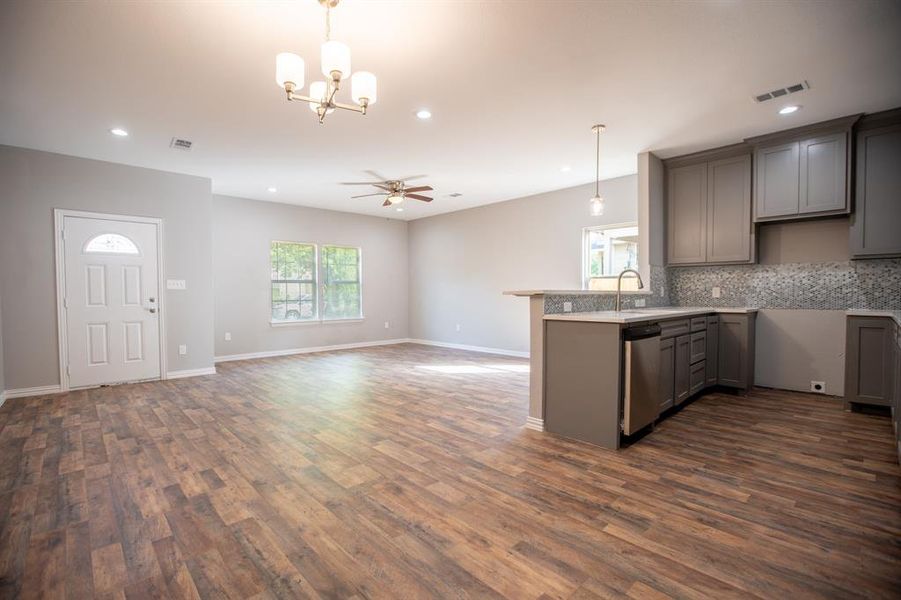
[63,297,68,309]
[60,229,66,240]
[66,365,71,376]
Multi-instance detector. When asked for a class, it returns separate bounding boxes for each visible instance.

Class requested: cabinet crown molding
[662,143,750,169]
[744,114,862,146]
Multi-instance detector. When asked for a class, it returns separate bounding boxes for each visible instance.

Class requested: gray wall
[758,217,850,264]
[0,294,5,396]
[212,195,409,358]
[408,176,638,353]
[0,145,215,390]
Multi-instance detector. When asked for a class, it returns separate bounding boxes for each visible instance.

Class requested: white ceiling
[2,1,900,221]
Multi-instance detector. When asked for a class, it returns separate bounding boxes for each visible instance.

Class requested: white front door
[62,215,161,388]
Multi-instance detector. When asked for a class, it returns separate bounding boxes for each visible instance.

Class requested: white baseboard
[3,384,63,400]
[214,338,411,364]
[166,367,217,380]
[525,416,545,431]
[406,339,529,358]
[0,390,5,409]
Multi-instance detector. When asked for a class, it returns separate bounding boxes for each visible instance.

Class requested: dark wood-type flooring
[1,343,899,599]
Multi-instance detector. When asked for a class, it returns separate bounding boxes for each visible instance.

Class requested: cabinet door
[799,132,847,214]
[689,331,707,364]
[705,317,719,386]
[844,317,895,406]
[674,334,691,405]
[851,124,901,258]
[754,142,799,220]
[667,163,707,264]
[707,155,753,262]
[659,337,675,412]
[718,314,751,389]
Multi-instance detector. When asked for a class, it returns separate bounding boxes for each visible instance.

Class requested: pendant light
[589,124,606,216]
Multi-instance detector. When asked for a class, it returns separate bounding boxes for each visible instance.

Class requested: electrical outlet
[224,332,231,341]
[384,321,390,329]
[810,380,826,394]
[563,301,573,312]
[455,323,461,332]
[178,344,187,356]
[166,279,187,290]
[659,286,665,297]
[634,298,646,308]
[712,286,722,298]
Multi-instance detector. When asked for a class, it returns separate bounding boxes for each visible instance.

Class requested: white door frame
[54,209,168,392]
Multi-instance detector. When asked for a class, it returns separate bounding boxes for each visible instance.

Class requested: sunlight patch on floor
[416,363,530,375]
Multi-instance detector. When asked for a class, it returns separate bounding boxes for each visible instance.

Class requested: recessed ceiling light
[415,109,432,120]
[779,105,800,115]
[267,186,277,193]
[561,166,572,172]
[109,127,128,137]
[396,207,404,212]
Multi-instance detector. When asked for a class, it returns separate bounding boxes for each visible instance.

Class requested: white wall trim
[214,338,412,363]
[405,339,530,358]
[3,385,64,400]
[525,416,545,431]
[0,390,5,409]
[166,367,217,380]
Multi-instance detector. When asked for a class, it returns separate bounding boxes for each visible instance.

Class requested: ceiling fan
[341,170,433,206]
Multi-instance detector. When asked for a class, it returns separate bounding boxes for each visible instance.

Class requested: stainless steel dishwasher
[622,323,661,435]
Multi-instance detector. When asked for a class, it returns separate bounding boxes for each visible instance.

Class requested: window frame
[269,240,319,324]
[268,240,364,326]
[319,244,364,322]
[581,222,640,290]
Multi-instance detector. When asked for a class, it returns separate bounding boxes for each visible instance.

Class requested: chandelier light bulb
[388,194,404,205]
[275,52,305,88]
[321,40,351,80]
[351,71,377,105]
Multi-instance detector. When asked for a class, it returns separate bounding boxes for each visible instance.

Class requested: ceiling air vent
[753,81,809,103]
[169,137,193,151]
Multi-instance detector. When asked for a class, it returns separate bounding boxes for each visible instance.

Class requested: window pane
[270,241,317,321]
[323,282,360,319]
[85,233,139,254]
[583,225,638,286]
[271,301,287,320]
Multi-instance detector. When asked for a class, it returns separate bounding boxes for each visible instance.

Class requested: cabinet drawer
[661,319,690,339]
[690,331,707,364]
[690,317,707,332]
[690,360,706,394]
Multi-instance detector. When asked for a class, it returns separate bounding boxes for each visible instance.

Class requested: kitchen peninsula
[505,290,757,449]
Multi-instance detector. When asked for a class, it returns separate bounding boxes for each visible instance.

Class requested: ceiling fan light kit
[275,0,376,124]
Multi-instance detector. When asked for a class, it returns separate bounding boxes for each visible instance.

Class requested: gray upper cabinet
[850,111,901,258]
[749,115,858,223]
[755,142,800,219]
[799,133,847,214]
[707,155,753,263]
[666,147,753,266]
[667,163,707,264]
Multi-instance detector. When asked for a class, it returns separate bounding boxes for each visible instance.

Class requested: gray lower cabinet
[689,331,707,364]
[844,316,896,407]
[850,116,901,258]
[674,334,691,405]
[717,313,756,391]
[659,337,675,412]
[705,316,719,386]
[689,361,706,395]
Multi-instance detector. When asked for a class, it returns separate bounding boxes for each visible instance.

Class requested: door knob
[149,297,156,303]
[148,308,157,314]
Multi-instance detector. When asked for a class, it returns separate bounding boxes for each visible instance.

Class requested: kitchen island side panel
[544,320,623,448]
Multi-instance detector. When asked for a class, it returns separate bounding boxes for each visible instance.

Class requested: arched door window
[84,233,140,255]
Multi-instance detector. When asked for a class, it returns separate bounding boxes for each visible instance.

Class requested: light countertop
[544,306,758,324]
[503,289,652,297]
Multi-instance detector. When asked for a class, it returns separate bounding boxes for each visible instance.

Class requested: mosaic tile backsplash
[544,259,901,313]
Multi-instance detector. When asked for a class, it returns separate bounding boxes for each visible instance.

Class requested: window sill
[270,317,365,328]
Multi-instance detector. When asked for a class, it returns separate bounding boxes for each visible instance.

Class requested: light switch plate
[455,323,461,332]
[634,298,646,307]
[563,302,573,312]
[712,286,722,298]
[167,279,187,290]
[384,321,390,329]
[178,344,187,355]
[224,332,231,341]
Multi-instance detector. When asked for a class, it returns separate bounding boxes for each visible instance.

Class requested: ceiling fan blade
[406,194,433,202]
[397,174,427,182]
[403,185,433,193]
[365,170,390,182]
[340,181,385,185]
[351,193,386,198]
[382,198,392,207]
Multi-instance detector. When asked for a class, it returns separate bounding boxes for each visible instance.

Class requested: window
[84,233,139,254]
[269,241,362,323]
[270,241,317,322]
[583,224,639,290]
[320,245,362,320]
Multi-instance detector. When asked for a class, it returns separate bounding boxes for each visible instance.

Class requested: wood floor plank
[0,343,899,598]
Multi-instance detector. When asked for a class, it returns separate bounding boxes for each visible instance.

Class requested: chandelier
[275,0,377,124]
[589,124,606,216]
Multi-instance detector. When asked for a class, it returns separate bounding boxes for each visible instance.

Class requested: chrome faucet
[615,269,644,311]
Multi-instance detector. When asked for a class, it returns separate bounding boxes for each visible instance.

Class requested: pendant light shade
[275,52,305,88]
[351,71,377,105]
[321,40,351,79]
[589,124,606,216]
